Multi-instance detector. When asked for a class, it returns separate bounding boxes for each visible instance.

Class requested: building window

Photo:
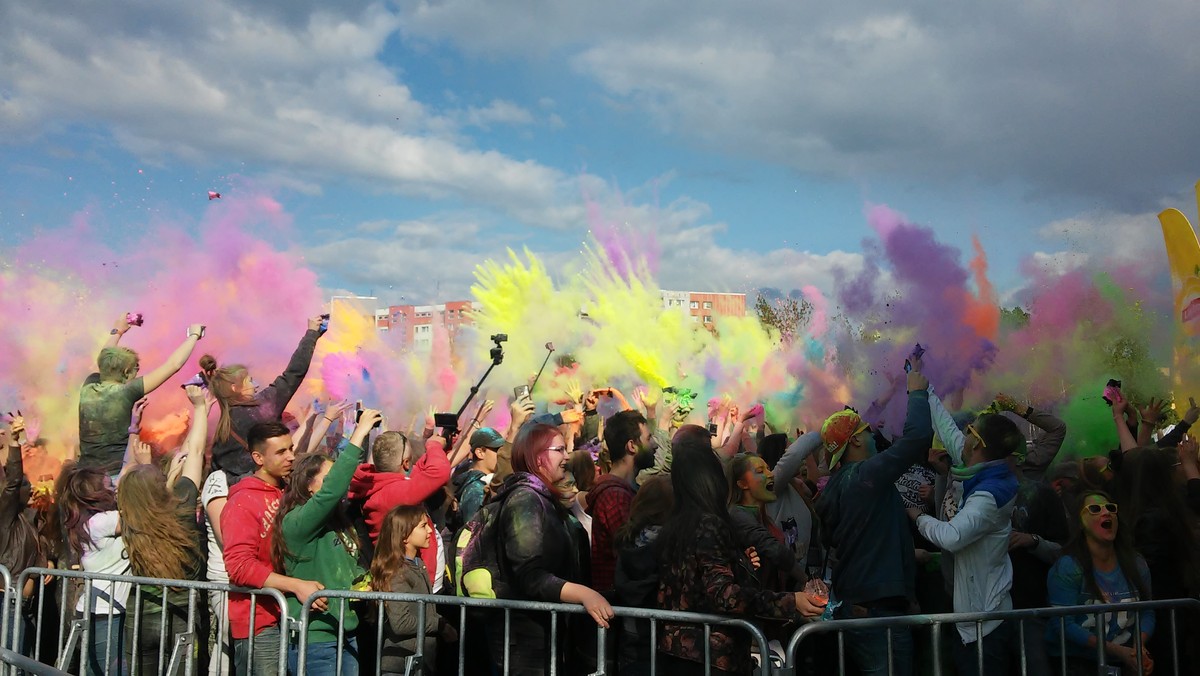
[690,301,699,309]
[703,301,712,310]
[691,315,699,323]
[703,315,713,324]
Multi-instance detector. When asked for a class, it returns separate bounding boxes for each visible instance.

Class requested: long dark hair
[57,464,117,563]
[658,424,735,566]
[271,454,359,572]
[119,464,202,580]
[370,505,429,593]
[614,475,674,551]
[726,453,754,507]
[1117,447,1200,594]
[1061,489,1150,601]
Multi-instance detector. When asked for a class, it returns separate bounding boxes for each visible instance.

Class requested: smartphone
[126,312,144,327]
[904,359,913,373]
[355,402,382,429]
[1102,379,1122,406]
[514,385,530,400]
[185,326,206,339]
[319,313,330,332]
[433,413,459,429]
[707,422,719,435]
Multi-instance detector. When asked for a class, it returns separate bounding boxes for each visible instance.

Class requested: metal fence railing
[3,564,1198,676]
[781,598,1200,676]
[13,567,291,676]
[294,588,777,676]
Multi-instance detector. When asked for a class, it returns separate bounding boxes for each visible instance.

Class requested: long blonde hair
[199,354,250,443]
[117,465,202,580]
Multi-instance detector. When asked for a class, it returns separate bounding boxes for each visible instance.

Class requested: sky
[3,0,1200,308]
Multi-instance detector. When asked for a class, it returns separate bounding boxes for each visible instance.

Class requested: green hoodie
[281,442,366,644]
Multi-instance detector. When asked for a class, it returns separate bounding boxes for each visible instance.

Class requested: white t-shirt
[201,471,229,584]
[571,499,593,541]
[76,511,131,614]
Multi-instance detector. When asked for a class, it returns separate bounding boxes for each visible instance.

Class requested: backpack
[449,492,510,598]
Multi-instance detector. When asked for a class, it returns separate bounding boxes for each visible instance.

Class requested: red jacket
[348,439,450,585]
[221,475,283,639]
[586,474,636,593]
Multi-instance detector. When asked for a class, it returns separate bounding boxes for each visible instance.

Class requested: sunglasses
[965,423,987,449]
[1082,503,1119,516]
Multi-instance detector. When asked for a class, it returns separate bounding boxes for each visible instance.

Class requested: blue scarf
[960,460,1018,506]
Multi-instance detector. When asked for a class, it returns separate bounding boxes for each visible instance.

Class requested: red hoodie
[348,438,450,584]
[221,475,283,639]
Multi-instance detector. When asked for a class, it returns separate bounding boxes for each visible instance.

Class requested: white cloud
[396,0,1200,209]
[460,100,535,129]
[0,1,581,227]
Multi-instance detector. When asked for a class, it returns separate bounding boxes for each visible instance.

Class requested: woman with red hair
[484,422,611,674]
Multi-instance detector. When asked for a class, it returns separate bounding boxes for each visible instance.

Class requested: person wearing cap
[452,427,505,526]
[815,367,932,676]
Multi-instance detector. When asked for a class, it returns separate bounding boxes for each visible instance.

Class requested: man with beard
[587,410,654,595]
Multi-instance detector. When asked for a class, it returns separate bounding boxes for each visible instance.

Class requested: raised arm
[266,318,325,418]
[858,371,933,486]
[1110,393,1138,452]
[103,315,133,349]
[141,324,206,393]
[280,410,376,544]
[773,432,822,487]
[928,388,966,465]
[180,385,209,488]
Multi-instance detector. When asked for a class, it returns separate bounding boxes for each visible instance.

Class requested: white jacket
[916,489,1015,643]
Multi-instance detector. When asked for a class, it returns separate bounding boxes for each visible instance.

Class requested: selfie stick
[529,342,556,395]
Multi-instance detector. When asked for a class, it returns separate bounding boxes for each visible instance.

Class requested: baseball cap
[821,410,868,469]
[469,427,505,450]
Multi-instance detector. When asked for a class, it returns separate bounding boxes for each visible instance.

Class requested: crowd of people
[2,312,1199,676]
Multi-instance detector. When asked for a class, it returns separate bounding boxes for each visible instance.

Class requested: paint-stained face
[1080,493,1118,543]
[739,455,777,504]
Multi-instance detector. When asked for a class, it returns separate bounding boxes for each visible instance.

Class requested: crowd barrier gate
[13,567,290,676]
[780,598,1200,676]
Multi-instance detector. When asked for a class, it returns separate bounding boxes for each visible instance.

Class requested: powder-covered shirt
[78,373,145,473]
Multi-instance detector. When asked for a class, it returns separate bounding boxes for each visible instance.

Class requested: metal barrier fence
[295,589,777,676]
[4,566,1198,676]
[13,567,290,676]
[782,598,1200,676]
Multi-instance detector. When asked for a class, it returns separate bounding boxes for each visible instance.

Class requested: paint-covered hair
[97,347,139,382]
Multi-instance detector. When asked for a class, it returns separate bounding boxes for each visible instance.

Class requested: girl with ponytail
[204,314,327,481]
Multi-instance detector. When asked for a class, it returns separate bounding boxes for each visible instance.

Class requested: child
[372,506,455,675]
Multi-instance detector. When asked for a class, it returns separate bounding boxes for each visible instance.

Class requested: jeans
[838,605,915,676]
[288,636,359,676]
[125,588,192,676]
[953,620,1012,676]
[85,613,128,676]
[233,626,281,676]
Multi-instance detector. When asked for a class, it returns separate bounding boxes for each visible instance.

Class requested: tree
[754,292,813,343]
